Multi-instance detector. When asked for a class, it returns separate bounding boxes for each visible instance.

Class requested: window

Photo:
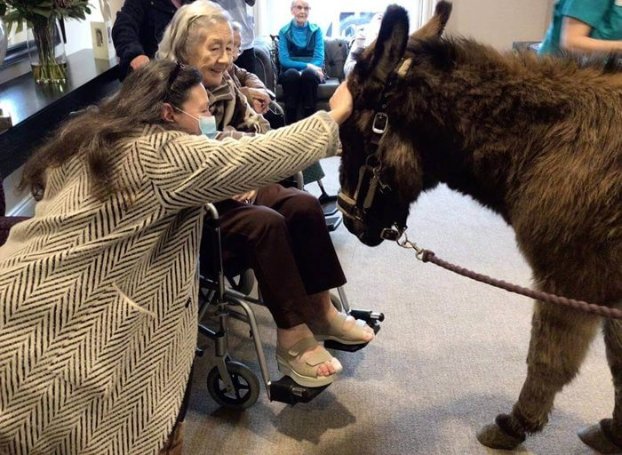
[255,0,439,39]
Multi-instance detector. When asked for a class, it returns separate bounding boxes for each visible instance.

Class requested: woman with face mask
[158,0,375,393]
[0,59,354,455]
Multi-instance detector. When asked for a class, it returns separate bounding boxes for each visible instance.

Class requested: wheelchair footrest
[269,376,330,405]
[325,213,342,232]
[350,309,385,324]
[319,194,339,216]
[323,309,384,352]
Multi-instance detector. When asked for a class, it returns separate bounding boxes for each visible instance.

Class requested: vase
[0,18,7,66]
[27,18,67,84]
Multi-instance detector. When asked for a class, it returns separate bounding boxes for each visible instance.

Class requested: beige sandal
[276,337,342,388]
[313,311,375,346]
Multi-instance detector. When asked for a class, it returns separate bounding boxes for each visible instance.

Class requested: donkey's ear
[368,5,410,83]
[410,0,452,41]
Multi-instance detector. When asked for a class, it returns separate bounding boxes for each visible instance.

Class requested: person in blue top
[538,0,622,56]
[278,0,325,124]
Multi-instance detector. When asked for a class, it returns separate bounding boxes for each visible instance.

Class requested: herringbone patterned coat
[0,113,338,455]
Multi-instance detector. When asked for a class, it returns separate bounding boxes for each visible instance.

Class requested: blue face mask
[176,108,218,139]
[198,115,218,139]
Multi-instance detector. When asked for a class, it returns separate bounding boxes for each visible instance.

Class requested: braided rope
[418,250,622,319]
[394,233,621,318]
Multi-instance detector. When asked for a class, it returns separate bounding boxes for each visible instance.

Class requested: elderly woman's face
[186,21,234,88]
[291,1,310,25]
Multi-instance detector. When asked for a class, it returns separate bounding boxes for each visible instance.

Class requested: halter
[337,72,407,241]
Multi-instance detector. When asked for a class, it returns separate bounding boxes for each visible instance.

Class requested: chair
[196,203,384,408]
[253,38,346,230]
[253,36,350,112]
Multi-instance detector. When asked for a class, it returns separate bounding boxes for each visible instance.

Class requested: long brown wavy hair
[19,60,203,200]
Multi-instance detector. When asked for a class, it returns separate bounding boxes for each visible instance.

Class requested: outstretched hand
[328,82,353,125]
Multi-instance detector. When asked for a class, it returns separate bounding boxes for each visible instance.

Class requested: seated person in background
[538,0,622,56]
[111,0,191,79]
[278,0,325,125]
[229,21,285,128]
[158,0,374,388]
[231,21,332,209]
[0,59,353,455]
[215,0,257,73]
[344,12,382,77]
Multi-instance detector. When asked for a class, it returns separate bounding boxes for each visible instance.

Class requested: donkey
[338,2,622,452]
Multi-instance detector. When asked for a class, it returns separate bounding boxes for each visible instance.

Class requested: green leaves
[0,0,91,24]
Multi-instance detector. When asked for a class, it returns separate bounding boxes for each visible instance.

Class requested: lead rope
[395,231,622,319]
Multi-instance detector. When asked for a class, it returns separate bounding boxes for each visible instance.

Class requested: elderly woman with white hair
[157,0,374,391]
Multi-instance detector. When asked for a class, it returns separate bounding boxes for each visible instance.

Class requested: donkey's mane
[407,37,622,108]
[390,35,622,141]
[406,36,622,91]
[365,34,622,218]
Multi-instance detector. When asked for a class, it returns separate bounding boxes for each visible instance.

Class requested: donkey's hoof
[578,423,622,454]
[477,415,526,450]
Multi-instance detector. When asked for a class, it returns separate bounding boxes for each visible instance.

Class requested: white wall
[444,0,554,51]
[63,0,123,54]
[64,0,555,57]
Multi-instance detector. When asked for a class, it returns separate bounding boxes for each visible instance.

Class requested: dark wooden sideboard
[0,49,120,177]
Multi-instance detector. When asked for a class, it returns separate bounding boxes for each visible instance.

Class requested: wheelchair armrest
[294,171,304,190]
[205,203,219,220]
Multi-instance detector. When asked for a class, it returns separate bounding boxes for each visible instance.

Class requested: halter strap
[337,65,407,239]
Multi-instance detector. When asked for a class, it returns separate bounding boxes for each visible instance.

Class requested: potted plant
[0,0,91,83]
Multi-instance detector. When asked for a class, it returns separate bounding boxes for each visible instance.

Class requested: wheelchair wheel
[206,361,260,409]
[330,293,343,312]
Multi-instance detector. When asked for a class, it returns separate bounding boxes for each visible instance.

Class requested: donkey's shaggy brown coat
[339,2,622,452]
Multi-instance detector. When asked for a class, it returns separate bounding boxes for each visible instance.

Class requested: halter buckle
[372,112,388,135]
[380,226,403,241]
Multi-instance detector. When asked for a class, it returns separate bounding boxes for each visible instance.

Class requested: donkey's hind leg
[477,300,600,450]
[577,318,622,454]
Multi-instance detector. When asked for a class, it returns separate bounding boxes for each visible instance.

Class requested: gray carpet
[184,157,611,455]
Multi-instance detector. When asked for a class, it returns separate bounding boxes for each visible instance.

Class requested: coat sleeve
[140,112,339,210]
[230,84,271,134]
[111,0,147,78]
[235,66,266,89]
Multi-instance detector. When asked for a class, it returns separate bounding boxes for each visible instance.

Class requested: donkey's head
[338,2,452,246]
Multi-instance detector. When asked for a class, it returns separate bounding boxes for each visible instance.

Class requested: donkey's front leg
[477,301,600,450]
[577,318,622,454]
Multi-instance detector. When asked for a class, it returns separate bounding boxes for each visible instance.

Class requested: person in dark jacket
[111,0,193,80]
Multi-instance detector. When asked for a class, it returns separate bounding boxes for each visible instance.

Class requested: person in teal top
[278,0,325,124]
[539,0,622,56]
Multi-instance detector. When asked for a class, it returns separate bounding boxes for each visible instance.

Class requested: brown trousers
[201,184,346,328]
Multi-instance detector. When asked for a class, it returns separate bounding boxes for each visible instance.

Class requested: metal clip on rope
[396,231,425,261]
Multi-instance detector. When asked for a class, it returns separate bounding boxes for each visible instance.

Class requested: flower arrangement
[0,0,91,83]
[0,0,91,29]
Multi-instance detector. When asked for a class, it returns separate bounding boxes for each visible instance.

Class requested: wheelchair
[196,202,385,409]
